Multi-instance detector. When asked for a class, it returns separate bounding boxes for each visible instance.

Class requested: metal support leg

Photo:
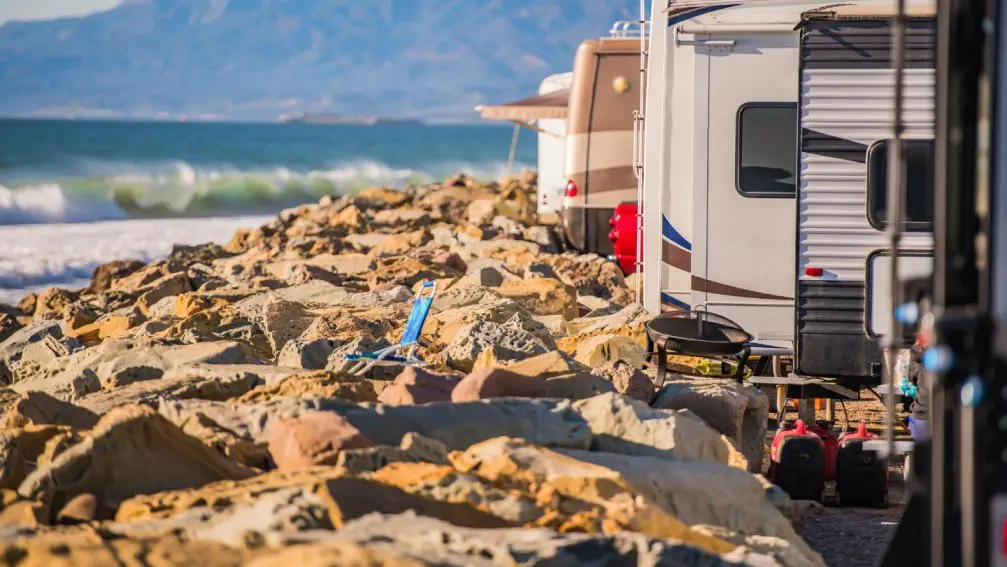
[798,398,816,424]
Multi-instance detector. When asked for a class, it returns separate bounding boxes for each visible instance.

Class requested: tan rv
[562,36,645,256]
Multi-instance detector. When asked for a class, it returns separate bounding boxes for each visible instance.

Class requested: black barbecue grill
[645,310,754,386]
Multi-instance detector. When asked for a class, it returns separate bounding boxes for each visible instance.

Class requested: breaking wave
[0,159,526,225]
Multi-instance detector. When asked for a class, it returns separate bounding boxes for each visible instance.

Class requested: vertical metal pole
[884,0,908,464]
[633,0,648,305]
[506,122,520,172]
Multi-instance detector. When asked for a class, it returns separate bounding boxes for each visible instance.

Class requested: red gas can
[608,202,640,276]
[807,421,839,481]
[836,421,888,507]
[769,419,826,502]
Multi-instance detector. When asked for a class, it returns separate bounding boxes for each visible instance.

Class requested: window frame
[734,101,799,199]
[865,138,936,232]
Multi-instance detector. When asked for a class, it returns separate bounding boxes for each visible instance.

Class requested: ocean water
[0,119,536,304]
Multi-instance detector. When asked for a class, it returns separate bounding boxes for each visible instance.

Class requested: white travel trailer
[476,72,573,214]
[792,6,935,380]
[640,0,935,376]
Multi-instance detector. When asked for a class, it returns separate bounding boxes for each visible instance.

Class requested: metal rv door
[698,29,799,350]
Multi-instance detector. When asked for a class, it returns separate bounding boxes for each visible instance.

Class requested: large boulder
[594,360,655,403]
[12,340,255,401]
[2,392,98,429]
[268,411,374,470]
[89,260,145,294]
[573,393,747,468]
[158,396,592,453]
[450,368,547,402]
[444,319,551,373]
[653,377,770,473]
[376,366,459,405]
[497,278,580,320]
[571,333,647,369]
[260,511,775,567]
[235,370,378,404]
[18,405,254,517]
[260,297,316,360]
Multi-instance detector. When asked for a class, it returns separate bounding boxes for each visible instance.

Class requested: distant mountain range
[0,0,644,122]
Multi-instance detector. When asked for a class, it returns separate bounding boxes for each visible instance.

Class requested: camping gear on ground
[346,281,437,376]
[645,309,753,386]
[836,421,889,507]
[769,419,826,502]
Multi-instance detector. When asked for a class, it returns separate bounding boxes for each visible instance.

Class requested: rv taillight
[805,266,824,277]
[565,180,578,197]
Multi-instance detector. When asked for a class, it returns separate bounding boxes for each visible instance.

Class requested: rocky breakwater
[0,172,822,566]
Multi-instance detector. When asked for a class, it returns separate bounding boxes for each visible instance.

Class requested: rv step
[747,373,861,400]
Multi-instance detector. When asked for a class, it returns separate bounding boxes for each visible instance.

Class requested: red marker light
[565,180,578,197]
[609,229,619,242]
[805,266,824,277]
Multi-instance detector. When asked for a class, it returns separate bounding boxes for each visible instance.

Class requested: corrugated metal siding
[801,19,936,69]
[795,18,935,379]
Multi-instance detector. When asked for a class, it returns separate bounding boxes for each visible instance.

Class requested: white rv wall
[537,72,573,214]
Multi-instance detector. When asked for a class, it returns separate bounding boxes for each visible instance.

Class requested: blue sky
[0,0,121,24]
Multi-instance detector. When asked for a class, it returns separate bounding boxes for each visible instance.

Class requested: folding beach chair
[346,281,437,376]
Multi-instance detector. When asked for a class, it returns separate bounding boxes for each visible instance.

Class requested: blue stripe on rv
[662,215,692,251]
[661,293,691,310]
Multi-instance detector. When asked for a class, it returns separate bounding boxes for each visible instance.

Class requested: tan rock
[0,534,244,567]
[501,350,591,378]
[2,391,98,429]
[0,489,44,527]
[136,273,192,316]
[336,432,448,475]
[542,372,616,400]
[573,393,747,468]
[56,493,102,524]
[33,288,78,321]
[571,333,647,369]
[116,466,346,522]
[594,360,655,403]
[497,278,579,320]
[268,410,374,470]
[246,541,423,567]
[653,377,770,473]
[0,425,74,490]
[330,204,369,232]
[66,313,142,343]
[319,476,511,529]
[173,292,228,318]
[357,186,410,208]
[451,367,547,402]
[19,405,255,512]
[236,371,377,404]
[261,296,316,359]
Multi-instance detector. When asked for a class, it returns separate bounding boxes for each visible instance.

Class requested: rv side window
[735,103,798,197]
[867,140,935,231]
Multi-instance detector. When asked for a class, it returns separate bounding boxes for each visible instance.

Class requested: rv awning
[476,88,570,121]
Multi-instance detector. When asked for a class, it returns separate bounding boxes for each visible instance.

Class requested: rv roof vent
[609,20,650,38]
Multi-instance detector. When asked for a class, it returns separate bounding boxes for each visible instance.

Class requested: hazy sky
[0,0,121,24]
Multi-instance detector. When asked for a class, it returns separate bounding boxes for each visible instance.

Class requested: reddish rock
[378,367,460,405]
[268,411,374,470]
[89,260,145,294]
[450,367,548,402]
